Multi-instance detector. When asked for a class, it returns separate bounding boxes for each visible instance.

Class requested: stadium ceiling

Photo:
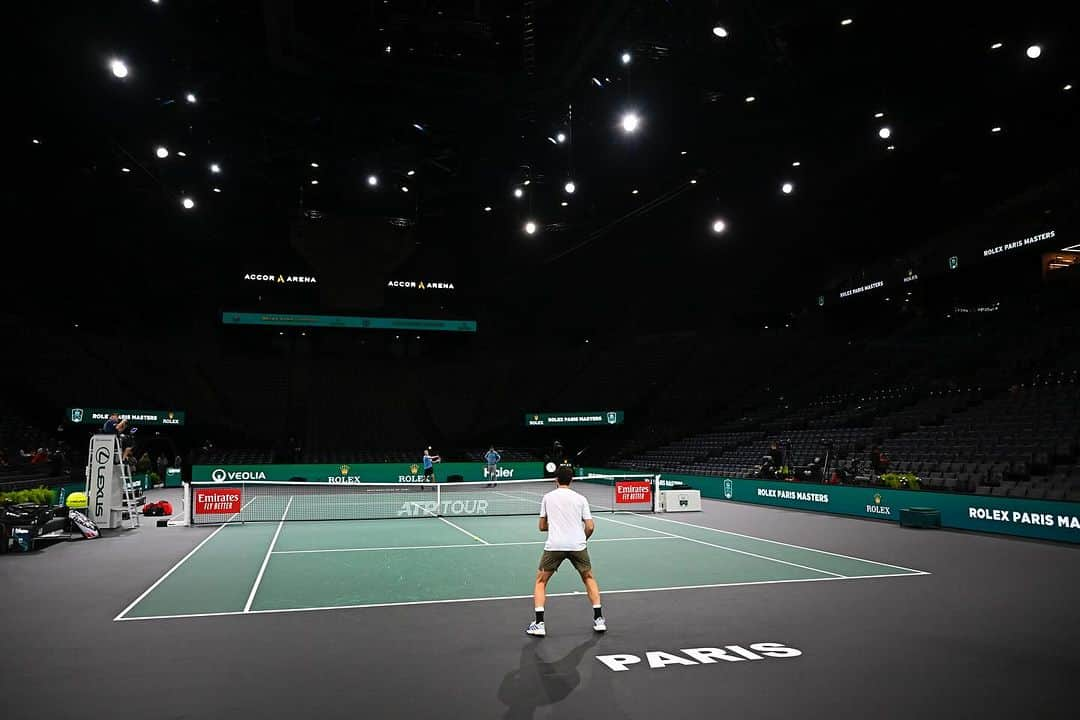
[12,0,1079,327]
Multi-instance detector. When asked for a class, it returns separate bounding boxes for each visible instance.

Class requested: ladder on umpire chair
[117,445,140,529]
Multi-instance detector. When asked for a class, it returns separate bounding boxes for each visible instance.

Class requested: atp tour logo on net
[596,643,802,672]
[396,499,490,517]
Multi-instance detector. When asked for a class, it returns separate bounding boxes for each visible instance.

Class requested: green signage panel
[584,468,1080,544]
[222,311,477,333]
[66,408,186,426]
[525,411,624,427]
[191,461,543,484]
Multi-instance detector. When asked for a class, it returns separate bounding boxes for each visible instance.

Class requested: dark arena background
[3,2,1079,719]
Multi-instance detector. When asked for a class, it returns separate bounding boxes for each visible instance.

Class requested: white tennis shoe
[593,617,607,632]
[526,621,546,637]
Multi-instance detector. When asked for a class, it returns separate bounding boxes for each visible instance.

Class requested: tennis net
[186,474,658,525]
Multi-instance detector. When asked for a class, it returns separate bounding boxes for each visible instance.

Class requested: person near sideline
[526,465,606,637]
[484,446,501,479]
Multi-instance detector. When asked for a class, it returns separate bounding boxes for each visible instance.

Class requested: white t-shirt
[539,487,593,551]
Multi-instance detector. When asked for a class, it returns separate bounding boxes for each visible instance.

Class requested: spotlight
[556,132,566,143]
[1065,84,1073,91]
[310,162,319,168]
[592,77,603,88]
[631,189,639,195]
[547,136,558,145]
[155,146,169,158]
[711,219,727,234]
[874,112,885,118]
[680,150,687,155]
[212,187,221,193]
[878,126,891,139]
[564,181,576,194]
[311,179,319,185]
[621,51,631,65]
[401,186,409,193]
[991,126,1002,133]
[524,221,537,235]
[561,201,568,207]
[781,182,794,194]
[792,161,801,167]
[745,96,756,103]
[181,197,195,210]
[523,180,531,186]
[712,26,728,38]
[840,18,853,26]
[210,163,221,174]
[185,92,197,104]
[385,45,392,54]
[620,111,640,133]
[513,187,524,198]
[32,138,41,144]
[990,42,1003,50]
[1026,44,1042,59]
[689,179,697,184]
[407,169,416,176]
[176,151,187,157]
[887,145,896,151]
[483,206,492,212]
[121,167,130,173]
[109,59,129,79]
[367,175,379,187]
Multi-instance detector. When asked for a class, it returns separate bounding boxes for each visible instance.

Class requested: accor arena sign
[386,280,456,291]
[243,273,317,284]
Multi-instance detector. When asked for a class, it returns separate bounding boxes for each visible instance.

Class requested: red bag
[158,500,173,515]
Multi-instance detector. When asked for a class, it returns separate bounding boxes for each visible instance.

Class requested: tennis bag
[69,509,100,539]
[142,501,174,517]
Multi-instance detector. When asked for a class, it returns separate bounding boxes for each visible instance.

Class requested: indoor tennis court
[114,480,927,621]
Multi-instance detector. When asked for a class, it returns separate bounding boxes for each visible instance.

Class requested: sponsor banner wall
[584,468,1080,544]
[191,462,544,485]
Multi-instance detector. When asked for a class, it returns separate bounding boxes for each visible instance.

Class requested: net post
[184,482,192,527]
[653,473,661,513]
[241,481,246,524]
[436,483,442,517]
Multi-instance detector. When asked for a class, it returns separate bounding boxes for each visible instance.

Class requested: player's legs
[533,569,554,608]
[579,568,601,606]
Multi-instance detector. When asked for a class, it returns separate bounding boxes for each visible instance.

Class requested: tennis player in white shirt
[526,465,606,636]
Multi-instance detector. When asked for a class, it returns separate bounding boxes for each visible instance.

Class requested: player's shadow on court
[497,635,604,719]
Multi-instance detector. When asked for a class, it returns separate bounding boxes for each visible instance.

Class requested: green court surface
[114,508,928,621]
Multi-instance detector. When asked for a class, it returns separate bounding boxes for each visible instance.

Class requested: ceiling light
[385,45,392,54]
[401,186,409,193]
[792,161,801,167]
[711,219,727,234]
[310,162,319,168]
[874,112,885,118]
[781,182,794,194]
[1026,44,1042,59]
[680,150,687,155]
[689,179,697,184]
[1064,84,1073,91]
[513,187,524,198]
[185,93,197,104]
[564,181,576,194]
[210,163,221,173]
[483,206,492,212]
[592,77,603,88]
[878,126,891,139]
[523,179,531,186]
[887,145,896,151]
[155,146,169,158]
[991,126,1002,133]
[840,18,853,26]
[621,52,631,65]
[311,179,319,185]
[990,42,1003,50]
[524,221,537,235]
[367,175,379,186]
[631,189,639,195]
[32,138,41,144]
[745,96,756,103]
[109,59,129,79]
[181,197,195,210]
[407,170,415,176]
[620,111,640,133]
[556,132,566,143]
[561,201,568,207]
[547,136,558,145]
[121,167,130,173]
[412,123,424,131]
[712,26,728,38]
[177,151,187,157]
[212,187,221,193]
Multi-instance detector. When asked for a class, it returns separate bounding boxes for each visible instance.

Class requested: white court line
[243,496,293,613]
[271,536,676,555]
[595,514,846,578]
[113,571,928,621]
[113,496,258,622]
[628,512,930,575]
[438,516,490,544]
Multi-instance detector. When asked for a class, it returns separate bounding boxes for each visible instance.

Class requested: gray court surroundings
[1,488,1078,720]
